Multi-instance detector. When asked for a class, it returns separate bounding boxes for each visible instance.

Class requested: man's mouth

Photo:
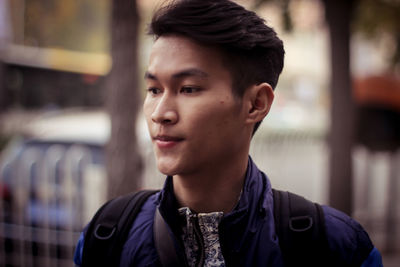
[154,135,184,148]
[154,135,184,142]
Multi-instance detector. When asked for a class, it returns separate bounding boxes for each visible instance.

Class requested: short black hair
[148,0,285,133]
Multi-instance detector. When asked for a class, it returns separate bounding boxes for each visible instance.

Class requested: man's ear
[245,82,274,124]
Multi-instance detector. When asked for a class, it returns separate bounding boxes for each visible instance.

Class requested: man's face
[143,35,250,176]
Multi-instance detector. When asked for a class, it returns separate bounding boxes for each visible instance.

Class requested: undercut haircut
[148,0,285,133]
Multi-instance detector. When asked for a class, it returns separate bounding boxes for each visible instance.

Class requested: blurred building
[0,0,110,110]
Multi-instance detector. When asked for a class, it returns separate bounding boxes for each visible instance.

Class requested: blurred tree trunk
[0,0,10,110]
[324,0,356,215]
[106,0,143,199]
[0,59,4,110]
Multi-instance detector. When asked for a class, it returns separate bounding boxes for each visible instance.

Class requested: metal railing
[0,142,107,267]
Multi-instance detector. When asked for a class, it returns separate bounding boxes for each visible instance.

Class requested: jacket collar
[156,156,274,257]
[219,156,272,255]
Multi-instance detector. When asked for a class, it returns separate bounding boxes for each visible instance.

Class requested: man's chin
[156,162,178,176]
[158,169,176,176]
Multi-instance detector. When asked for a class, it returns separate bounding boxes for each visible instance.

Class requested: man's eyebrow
[172,68,208,79]
[144,68,208,81]
[144,71,157,81]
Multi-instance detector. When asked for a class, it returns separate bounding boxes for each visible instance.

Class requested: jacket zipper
[191,215,205,267]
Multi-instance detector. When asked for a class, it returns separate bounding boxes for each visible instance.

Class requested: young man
[75,0,383,266]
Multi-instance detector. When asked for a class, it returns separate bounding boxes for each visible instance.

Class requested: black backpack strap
[272,189,331,267]
[82,189,159,267]
[154,208,186,267]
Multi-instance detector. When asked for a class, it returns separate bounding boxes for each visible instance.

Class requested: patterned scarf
[178,207,226,267]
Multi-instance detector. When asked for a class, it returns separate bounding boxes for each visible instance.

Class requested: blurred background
[0,0,399,266]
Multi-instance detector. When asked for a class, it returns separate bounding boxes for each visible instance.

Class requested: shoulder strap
[154,208,186,267]
[82,189,159,267]
[272,189,331,267]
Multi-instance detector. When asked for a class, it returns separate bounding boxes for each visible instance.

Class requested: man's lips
[154,135,184,142]
[153,135,184,148]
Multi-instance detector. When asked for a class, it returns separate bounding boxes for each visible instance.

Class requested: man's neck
[172,155,248,214]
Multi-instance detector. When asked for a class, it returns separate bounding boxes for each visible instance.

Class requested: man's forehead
[149,35,223,63]
[147,35,227,80]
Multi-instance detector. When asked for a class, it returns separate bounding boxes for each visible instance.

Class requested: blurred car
[0,109,110,229]
[0,109,112,265]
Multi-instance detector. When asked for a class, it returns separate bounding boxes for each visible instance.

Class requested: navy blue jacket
[74,157,383,266]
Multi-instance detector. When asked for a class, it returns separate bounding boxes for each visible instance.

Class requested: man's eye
[147,87,161,95]
[180,86,200,94]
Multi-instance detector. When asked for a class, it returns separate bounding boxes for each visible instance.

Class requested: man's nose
[151,95,178,125]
